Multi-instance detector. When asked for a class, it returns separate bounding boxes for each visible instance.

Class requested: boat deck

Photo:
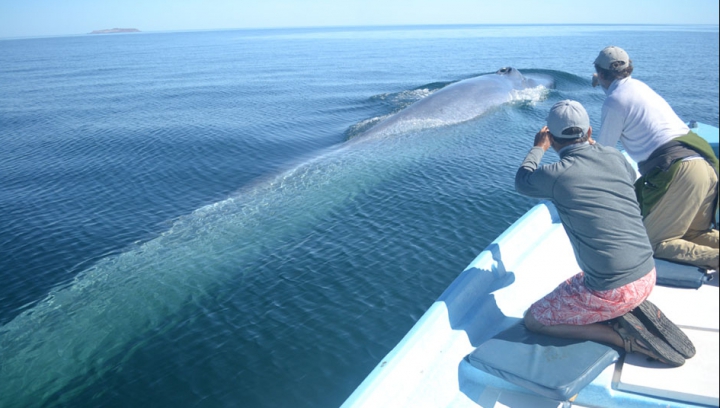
[342,202,719,408]
[617,281,718,406]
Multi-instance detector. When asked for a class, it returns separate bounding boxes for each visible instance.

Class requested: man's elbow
[514,171,531,194]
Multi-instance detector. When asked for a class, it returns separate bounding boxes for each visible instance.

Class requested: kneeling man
[515,100,684,366]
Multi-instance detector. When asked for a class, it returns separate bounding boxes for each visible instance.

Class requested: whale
[359,67,554,138]
[0,68,556,407]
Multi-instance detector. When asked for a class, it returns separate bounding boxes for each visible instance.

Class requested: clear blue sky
[1,0,718,38]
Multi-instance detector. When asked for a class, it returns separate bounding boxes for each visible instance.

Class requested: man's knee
[523,309,546,333]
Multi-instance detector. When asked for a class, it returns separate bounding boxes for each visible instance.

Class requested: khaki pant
[643,159,719,269]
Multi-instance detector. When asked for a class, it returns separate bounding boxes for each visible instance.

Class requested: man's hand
[533,126,552,152]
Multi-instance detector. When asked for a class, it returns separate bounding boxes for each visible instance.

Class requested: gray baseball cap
[594,46,630,71]
[547,100,590,139]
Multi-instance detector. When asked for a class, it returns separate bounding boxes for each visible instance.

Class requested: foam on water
[508,85,551,106]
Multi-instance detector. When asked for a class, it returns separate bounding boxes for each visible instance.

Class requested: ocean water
[0,25,717,407]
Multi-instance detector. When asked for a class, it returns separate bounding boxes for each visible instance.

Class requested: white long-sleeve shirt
[596,77,689,163]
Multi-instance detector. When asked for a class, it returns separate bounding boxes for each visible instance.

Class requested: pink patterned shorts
[529,268,656,326]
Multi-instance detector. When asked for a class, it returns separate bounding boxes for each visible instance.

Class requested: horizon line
[2,22,719,41]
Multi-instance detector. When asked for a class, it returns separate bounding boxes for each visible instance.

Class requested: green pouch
[634,160,682,217]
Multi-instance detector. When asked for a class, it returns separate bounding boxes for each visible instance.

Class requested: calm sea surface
[1,25,718,407]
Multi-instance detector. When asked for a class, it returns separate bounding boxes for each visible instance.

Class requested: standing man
[593,46,719,270]
[516,100,684,366]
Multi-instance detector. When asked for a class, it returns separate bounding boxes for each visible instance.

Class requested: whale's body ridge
[360,67,554,138]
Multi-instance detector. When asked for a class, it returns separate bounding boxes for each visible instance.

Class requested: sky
[0,0,718,39]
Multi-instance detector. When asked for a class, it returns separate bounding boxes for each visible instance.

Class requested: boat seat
[464,322,620,401]
[654,258,710,289]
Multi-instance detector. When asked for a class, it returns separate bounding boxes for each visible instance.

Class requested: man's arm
[515,127,554,199]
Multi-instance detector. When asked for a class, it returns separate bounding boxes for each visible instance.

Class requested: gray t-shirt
[515,142,654,291]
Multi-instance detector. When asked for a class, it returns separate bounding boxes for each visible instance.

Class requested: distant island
[90,28,140,34]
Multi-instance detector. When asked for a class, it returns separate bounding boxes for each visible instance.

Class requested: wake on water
[0,69,559,407]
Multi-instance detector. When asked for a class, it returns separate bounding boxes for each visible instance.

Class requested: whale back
[359,67,552,139]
